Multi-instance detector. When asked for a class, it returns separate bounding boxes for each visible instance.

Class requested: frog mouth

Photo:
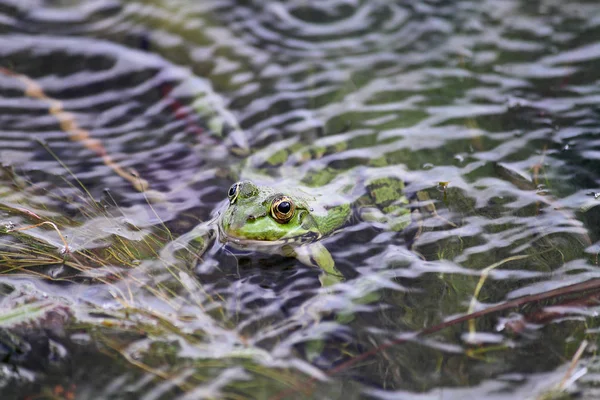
[217,223,320,247]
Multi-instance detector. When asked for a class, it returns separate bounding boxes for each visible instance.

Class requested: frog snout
[227,214,255,230]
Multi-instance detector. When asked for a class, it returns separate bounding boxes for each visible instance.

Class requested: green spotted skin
[216,177,412,283]
[362,177,412,232]
[219,177,410,247]
[367,177,408,214]
[312,203,351,237]
[217,128,419,280]
[219,181,353,244]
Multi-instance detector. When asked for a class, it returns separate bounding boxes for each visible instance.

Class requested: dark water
[1,0,600,399]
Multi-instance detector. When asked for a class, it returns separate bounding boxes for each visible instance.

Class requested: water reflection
[0,0,600,399]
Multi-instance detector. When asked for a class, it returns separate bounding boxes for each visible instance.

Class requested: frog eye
[271,196,295,223]
[228,182,240,203]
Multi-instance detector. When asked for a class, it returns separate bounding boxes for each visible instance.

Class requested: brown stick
[0,67,149,192]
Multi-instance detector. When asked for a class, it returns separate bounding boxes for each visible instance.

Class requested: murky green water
[1,1,600,399]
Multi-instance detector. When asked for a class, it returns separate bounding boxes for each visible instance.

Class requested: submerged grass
[1,156,599,399]
[0,66,597,397]
[0,165,317,399]
[4,157,598,400]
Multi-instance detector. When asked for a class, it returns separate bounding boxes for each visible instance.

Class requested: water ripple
[1,0,600,398]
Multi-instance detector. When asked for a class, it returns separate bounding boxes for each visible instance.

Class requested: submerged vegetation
[0,176,309,399]
[2,0,600,399]
[1,125,598,399]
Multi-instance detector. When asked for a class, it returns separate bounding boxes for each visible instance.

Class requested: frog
[212,174,419,286]
[216,180,347,285]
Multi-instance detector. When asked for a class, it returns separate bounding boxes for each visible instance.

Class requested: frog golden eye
[228,182,240,203]
[271,196,295,223]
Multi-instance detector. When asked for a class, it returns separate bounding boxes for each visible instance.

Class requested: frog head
[218,180,322,244]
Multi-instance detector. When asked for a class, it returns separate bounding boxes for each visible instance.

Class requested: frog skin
[214,177,413,286]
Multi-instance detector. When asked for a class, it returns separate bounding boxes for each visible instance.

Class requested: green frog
[211,175,416,286]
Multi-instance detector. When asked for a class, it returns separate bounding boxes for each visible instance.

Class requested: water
[1,0,600,399]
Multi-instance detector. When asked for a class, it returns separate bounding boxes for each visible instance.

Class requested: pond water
[1,0,600,399]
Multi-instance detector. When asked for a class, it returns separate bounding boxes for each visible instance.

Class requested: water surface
[1,1,600,399]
